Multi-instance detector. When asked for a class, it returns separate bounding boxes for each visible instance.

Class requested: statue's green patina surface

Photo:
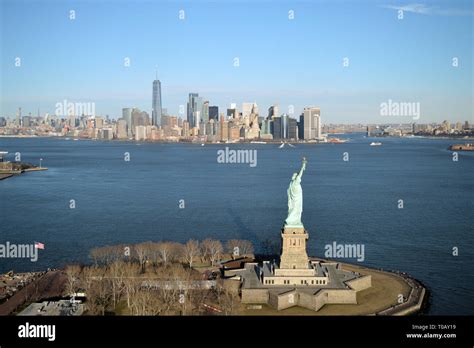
[284,157,307,228]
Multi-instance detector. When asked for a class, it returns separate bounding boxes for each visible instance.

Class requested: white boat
[370,142,382,146]
[288,143,295,148]
[250,141,267,144]
[201,143,205,146]
[279,143,285,148]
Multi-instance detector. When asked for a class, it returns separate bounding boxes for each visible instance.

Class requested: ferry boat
[448,143,474,151]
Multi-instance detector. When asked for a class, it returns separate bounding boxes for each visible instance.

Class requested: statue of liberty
[284,157,307,228]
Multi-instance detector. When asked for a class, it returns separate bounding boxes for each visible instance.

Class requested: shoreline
[333,260,428,316]
[1,134,474,144]
[0,166,48,181]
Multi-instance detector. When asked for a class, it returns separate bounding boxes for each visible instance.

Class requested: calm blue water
[0,135,473,315]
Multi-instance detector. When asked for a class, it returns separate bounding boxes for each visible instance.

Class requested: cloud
[382,3,474,16]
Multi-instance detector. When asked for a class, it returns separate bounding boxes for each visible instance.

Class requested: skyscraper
[117,119,128,139]
[16,107,21,126]
[220,117,228,142]
[227,108,237,119]
[281,114,289,139]
[152,79,162,127]
[273,116,282,140]
[193,97,203,128]
[242,102,257,119]
[209,106,219,121]
[303,107,321,140]
[122,108,132,136]
[268,104,279,120]
[288,117,298,140]
[202,101,209,124]
[187,93,202,128]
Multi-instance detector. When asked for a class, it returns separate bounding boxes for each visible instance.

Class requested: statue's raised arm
[297,157,307,180]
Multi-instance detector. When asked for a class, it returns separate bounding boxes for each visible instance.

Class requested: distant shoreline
[1,134,473,144]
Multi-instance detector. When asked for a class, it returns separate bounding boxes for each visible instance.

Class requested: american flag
[34,242,45,250]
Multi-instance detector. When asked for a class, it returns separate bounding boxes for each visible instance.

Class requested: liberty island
[235,158,373,311]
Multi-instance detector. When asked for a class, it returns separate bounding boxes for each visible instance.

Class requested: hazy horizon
[1,0,473,124]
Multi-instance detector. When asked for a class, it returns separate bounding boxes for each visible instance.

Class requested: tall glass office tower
[152,79,162,126]
[187,93,198,128]
[187,93,205,128]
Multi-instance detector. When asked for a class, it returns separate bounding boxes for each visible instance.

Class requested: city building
[187,93,196,128]
[122,108,132,136]
[209,106,219,121]
[227,107,238,120]
[268,104,279,120]
[202,101,209,124]
[281,114,289,139]
[273,116,282,140]
[288,117,298,140]
[228,122,240,141]
[152,79,162,127]
[135,125,147,141]
[182,120,190,138]
[302,107,321,140]
[116,119,128,139]
[260,119,273,140]
[220,118,229,142]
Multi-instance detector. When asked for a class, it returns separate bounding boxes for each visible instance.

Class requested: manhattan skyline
[1,0,473,123]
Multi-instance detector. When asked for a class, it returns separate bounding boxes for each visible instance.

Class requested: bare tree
[81,266,111,315]
[170,242,184,264]
[89,278,112,315]
[64,264,81,297]
[225,240,240,260]
[130,289,163,315]
[238,240,254,257]
[226,240,254,259]
[122,262,141,311]
[134,243,148,272]
[89,245,125,266]
[215,282,240,315]
[153,263,183,314]
[184,240,200,268]
[157,242,172,265]
[202,239,223,266]
[145,242,160,266]
[108,261,126,308]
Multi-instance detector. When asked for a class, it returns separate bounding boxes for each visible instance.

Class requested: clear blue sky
[1,0,473,123]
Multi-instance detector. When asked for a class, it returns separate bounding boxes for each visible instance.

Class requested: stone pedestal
[279,226,309,271]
